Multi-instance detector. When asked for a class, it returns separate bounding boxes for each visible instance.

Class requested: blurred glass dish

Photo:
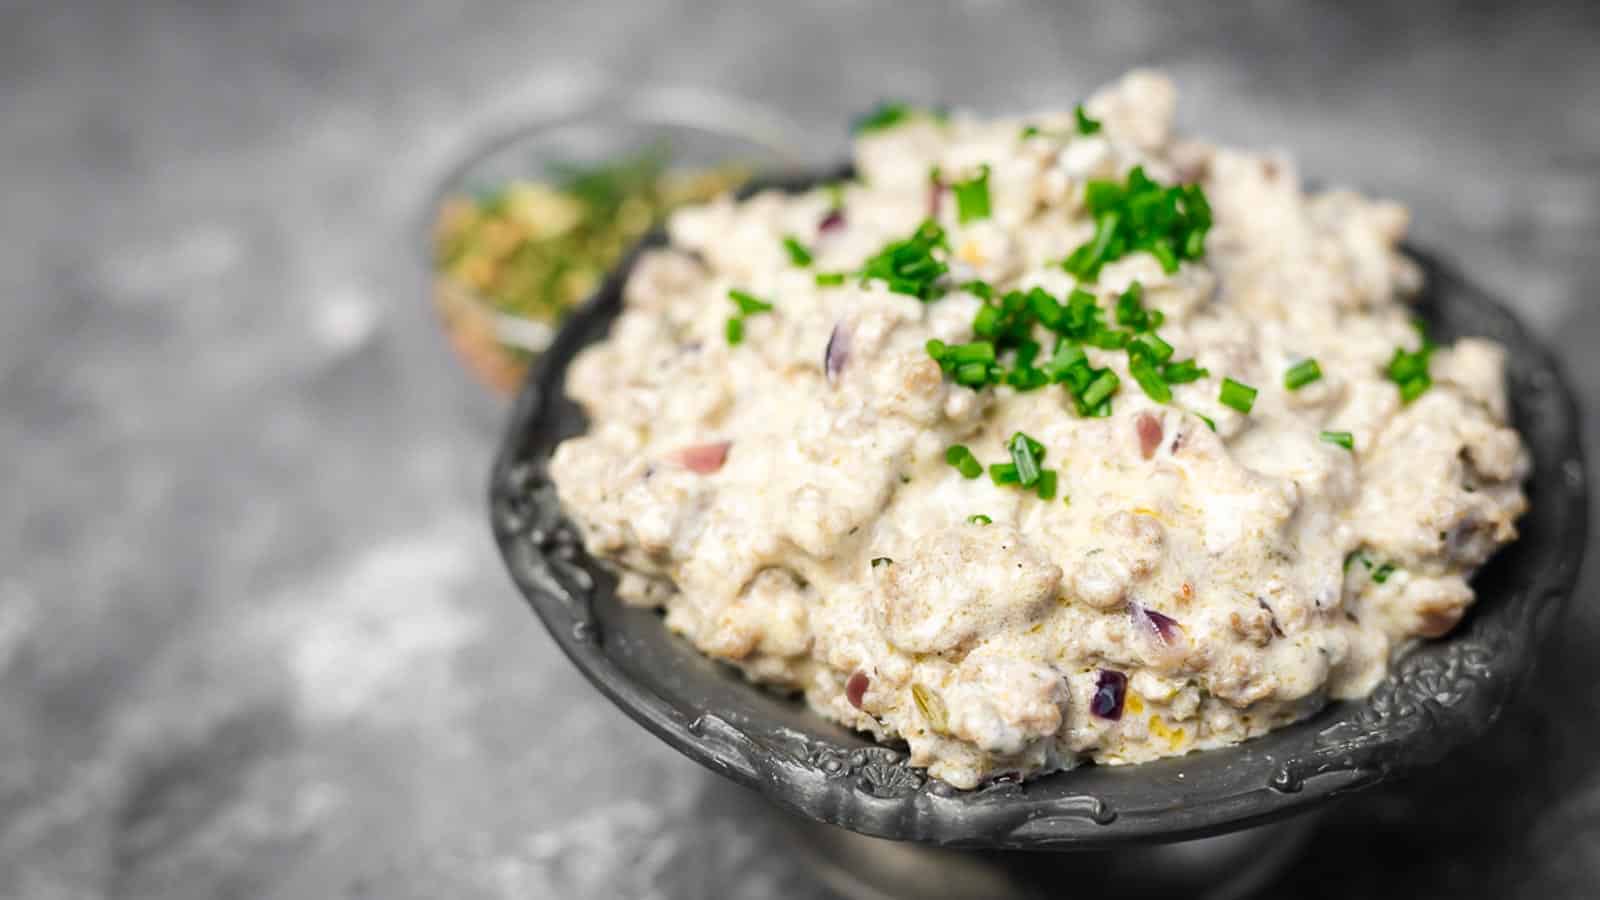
[429,97,801,393]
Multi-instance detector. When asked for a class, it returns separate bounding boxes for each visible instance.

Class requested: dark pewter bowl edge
[488,171,1588,850]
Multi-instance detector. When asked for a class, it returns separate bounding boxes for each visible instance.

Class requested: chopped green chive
[1062,167,1210,283]
[854,101,912,133]
[1008,431,1045,487]
[1320,430,1354,450]
[1161,358,1208,384]
[1130,356,1172,404]
[950,340,996,365]
[860,220,949,301]
[1130,332,1174,364]
[1398,375,1432,403]
[1079,369,1120,411]
[1370,562,1396,584]
[782,236,813,266]
[953,164,992,224]
[945,444,984,479]
[814,272,846,286]
[989,462,1020,486]
[1115,281,1152,331]
[1034,468,1058,500]
[1385,337,1435,403]
[1219,378,1257,414]
[1074,104,1102,135]
[1284,358,1323,391]
[968,514,993,525]
[728,289,774,315]
[1193,411,1217,431]
[725,316,744,345]
[954,362,992,386]
[962,279,995,300]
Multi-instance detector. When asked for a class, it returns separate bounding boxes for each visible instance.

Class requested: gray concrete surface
[2,1,1597,897]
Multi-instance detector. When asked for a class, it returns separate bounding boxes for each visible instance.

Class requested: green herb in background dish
[433,145,748,388]
[953,165,992,224]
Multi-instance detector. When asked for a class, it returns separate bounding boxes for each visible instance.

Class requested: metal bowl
[488,173,1587,850]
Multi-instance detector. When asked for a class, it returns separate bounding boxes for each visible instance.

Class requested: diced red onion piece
[819,208,845,234]
[846,670,870,709]
[825,322,851,385]
[1136,413,1163,459]
[675,441,731,474]
[1132,602,1183,645]
[1090,669,1127,720]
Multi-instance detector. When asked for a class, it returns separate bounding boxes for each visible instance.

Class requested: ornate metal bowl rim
[489,171,1588,849]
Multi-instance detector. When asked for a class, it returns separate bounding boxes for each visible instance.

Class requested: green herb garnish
[1074,104,1102,135]
[725,317,744,345]
[1161,358,1208,384]
[782,236,813,267]
[968,514,993,525]
[953,165,992,224]
[945,444,984,479]
[1035,468,1058,500]
[1008,431,1045,487]
[814,272,846,287]
[1219,378,1257,414]
[1320,430,1354,450]
[1130,356,1172,404]
[854,102,912,133]
[860,220,949,300]
[1062,166,1211,281]
[1284,358,1323,391]
[728,289,773,315]
[1386,340,1434,404]
[988,463,1020,486]
[871,556,893,568]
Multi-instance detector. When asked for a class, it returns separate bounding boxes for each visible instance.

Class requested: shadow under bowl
[488,172,1588,851]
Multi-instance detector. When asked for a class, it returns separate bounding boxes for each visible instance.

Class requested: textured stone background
[2,1,1597,897]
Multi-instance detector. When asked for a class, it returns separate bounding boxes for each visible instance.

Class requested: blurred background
[3,1,1597,897]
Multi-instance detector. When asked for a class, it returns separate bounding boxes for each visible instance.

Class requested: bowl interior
[489,174,1588,849]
